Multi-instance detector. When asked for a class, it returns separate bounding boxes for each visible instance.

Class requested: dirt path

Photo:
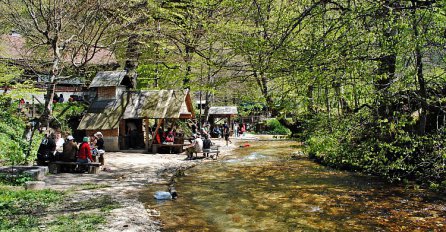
[43,139,238,232]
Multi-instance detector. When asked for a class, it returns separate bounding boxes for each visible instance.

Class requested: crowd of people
[36,119,247,165]
[37,131,105,167]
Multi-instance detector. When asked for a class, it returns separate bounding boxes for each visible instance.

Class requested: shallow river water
[142,141,446,232]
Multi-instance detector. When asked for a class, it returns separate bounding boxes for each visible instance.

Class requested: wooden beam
[149,118,164,152]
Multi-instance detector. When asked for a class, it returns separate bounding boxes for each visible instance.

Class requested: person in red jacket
[77,137,94,163]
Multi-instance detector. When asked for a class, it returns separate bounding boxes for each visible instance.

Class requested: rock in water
[154,191,172,200]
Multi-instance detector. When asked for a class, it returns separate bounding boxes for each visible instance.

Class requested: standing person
[223,121,231,146]
[241,123,246,136]
[200,127,208,138]
[77,137,94,164]
[58,94,64,103]
[191,123,197,136]
[233,122,239,138]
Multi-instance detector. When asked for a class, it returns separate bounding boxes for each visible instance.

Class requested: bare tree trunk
[410,0,428,135]
[307,85,314,113]
[325,86,331,130]
[124,33,140,89]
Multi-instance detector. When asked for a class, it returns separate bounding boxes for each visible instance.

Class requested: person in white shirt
[55,131,65,153]
[186,134,203,160]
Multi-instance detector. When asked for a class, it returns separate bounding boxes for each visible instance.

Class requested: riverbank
[41,138,238,231]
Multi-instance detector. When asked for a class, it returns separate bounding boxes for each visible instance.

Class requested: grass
[0,184,120,232]
[69,182,111,191]
[0,184,63,231]
[46,213,106,232]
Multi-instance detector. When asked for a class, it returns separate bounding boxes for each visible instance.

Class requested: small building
[208,106,238,129]
[77,71,194,151]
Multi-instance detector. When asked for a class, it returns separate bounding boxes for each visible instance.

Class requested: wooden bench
[194,146,220,160]
[152,143,189,154]
[48,161,101,174]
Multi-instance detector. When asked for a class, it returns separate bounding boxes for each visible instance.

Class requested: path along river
[142,141,445,231]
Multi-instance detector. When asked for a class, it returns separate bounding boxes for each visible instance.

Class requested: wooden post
[149,118,164,153]
[144,118,150,150]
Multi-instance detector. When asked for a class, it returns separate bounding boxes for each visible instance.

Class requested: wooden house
[77,71,194,151]
[208,106,238,129]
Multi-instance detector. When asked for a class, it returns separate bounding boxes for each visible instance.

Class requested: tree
[0,0,120,127]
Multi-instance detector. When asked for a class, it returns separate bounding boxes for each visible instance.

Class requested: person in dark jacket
[202,134,212,158]
[95,132,105,151]
[37,133,56,165]
[62,135,78,162]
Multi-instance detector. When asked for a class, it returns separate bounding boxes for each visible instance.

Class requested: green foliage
[52,102,87,134]
[0,173,33,186]
[0,96,33,165]
[304,110,446,186]
[0,185,63,231]
[265,118,291,135]
[47,213,106,232]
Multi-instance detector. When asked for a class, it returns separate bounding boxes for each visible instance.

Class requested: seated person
[62,135,78,162]
[54,132,64,160]
[164,128,175,144]
[202,134,212,158]
[36,133,56,164]
[95,132,105,151]
[212,127,222,138]
[77,137,94,164]
[185,134,203,160]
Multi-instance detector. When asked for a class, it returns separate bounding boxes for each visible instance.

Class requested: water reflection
[142,141,446,232]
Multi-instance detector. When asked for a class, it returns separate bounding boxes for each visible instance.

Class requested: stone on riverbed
[290,151,306,159]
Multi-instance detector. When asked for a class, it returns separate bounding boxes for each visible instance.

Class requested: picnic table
[151,143,189,154]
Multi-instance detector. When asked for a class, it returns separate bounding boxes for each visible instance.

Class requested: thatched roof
[38,75,84,85]
[77,98,126,130]
[209,106,238,116]
[77,90,194,131]
[89,71,129,88]
[123,90,192,119]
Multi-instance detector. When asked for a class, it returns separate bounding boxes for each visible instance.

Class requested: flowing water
[142,141,446,232]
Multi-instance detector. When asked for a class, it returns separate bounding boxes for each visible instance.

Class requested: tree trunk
[40,45,61,128]
[125,33,140,89]
[325,86,331,131]
[412,1,427,134]
[307,85,314,113]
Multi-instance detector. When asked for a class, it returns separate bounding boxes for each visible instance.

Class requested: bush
[265,118,291,135]
[303,109,446,187]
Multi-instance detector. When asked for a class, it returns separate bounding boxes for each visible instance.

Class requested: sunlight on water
[141,141,446,232]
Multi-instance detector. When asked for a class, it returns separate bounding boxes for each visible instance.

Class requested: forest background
[0,0,445,189]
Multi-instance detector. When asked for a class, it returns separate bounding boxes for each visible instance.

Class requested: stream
[142,141,446,231]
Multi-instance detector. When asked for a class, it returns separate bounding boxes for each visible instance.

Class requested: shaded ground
[42,138,238,232]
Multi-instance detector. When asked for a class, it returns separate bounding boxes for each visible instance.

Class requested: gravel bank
[43,139,237,231]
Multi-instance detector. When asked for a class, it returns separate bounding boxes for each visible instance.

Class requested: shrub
[265,118,291,135]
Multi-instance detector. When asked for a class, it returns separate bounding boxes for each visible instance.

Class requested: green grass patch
[76,183,111,191]
[0,185,63,231]
[47,213,106,232]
